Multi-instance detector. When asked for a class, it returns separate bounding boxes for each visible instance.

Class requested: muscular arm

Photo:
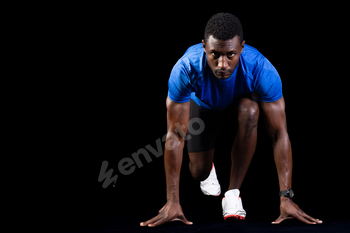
[164,97,190,202]
[261,96,322,224]
[261,96,292,191]
[140,97,192,227]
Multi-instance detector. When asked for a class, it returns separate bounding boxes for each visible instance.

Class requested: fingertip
[181,219,193,225]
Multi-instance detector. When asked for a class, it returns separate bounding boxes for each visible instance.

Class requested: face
[202,35,245,80]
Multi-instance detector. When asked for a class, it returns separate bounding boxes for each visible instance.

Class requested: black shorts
[186,94,259,153]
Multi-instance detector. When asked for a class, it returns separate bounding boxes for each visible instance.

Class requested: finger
[140,214,162,227]
[272,215,295,224]
[300,212,323,224]
[181,218,193,225]
[140,218,156,227]
[148,217,170,227]
[174,214,193,225]
[271,215,285,224]
[316,219,323,224]
[294,212,315,224]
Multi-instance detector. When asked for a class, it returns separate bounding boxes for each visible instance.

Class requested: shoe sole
[224,214,245,220]
[201,190,221,196]
[222,196,246,221]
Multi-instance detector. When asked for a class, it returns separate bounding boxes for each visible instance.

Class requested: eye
[212,52,220,59]
[228,52,235,57]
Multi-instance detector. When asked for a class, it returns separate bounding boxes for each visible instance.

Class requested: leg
[186,99,223,181]
[188,149,215,181]
[228,97,259,190]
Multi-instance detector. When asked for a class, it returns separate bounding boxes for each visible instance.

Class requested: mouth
[216,71,229,78]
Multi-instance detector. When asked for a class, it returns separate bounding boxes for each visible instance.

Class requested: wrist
[280,196,291,202]
[167,199,180,206]
[167,191,180,203]
[279,188,294,199]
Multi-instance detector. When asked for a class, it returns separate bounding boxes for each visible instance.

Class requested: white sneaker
[222,189,246,220]
[200,163,221,196]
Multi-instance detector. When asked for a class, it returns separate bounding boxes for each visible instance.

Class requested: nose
[217,56,228,70]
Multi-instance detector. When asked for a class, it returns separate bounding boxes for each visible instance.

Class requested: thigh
[186,99,224,153]
[231,93,260,112]
[188,149,215,174]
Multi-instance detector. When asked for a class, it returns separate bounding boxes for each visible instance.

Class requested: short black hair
[204,13,243,43]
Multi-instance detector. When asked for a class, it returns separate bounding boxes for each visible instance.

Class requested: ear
[202,39,207,53]
[240,40,245,53]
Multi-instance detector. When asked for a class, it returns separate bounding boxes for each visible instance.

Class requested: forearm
[164,135,185,203]
[273,135,292,191]
[164,97,190,204]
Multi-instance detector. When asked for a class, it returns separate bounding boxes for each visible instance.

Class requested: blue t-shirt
[168,43,282,111]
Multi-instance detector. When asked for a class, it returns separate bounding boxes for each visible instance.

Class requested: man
[140,13,322,227]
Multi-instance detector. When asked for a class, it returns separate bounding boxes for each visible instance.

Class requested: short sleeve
[254,58,283,102]
[167,60,192,103]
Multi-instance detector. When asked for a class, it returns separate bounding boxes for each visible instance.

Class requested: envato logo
[98,117,205,188]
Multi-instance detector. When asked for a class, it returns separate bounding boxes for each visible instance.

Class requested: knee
[189,162,211,181]
[238,99,259,130]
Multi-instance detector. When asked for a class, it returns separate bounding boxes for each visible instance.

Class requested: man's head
[203,13,245,80]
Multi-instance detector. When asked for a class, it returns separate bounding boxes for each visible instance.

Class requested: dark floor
[51,195,349,233]
[56,211,349,233]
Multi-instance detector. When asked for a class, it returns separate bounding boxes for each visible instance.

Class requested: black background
[39,3,349,232]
